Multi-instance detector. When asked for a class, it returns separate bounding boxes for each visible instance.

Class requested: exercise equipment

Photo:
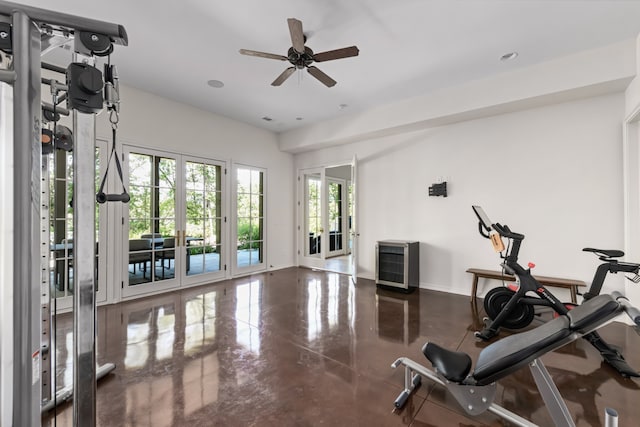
[0,1,127,425]
[391,292,640,426]
[471,205,639,378]
[40,63,120,414]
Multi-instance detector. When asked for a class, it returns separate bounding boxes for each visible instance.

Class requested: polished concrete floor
[43,267,640,426]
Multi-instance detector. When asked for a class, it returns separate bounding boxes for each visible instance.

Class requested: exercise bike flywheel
[484,287,535,330]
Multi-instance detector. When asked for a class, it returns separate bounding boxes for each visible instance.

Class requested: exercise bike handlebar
[472,206,525,240]
[611,291,640,326]
[491,223,525,240]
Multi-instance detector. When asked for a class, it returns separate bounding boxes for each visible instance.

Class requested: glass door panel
[327,178,345,257]
[183,158,224,283]
[234,166,265,275]
[124,148,178,296]
[305,173,322,257]
[48,142,107,310]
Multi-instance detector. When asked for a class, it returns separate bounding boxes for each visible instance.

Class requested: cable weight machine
[0,1,127,425]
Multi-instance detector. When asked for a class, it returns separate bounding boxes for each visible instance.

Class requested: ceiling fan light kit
[239,18,359,87]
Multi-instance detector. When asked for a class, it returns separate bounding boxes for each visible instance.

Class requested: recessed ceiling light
[296,117,303,121]
[261,116,273,121]
[338,104,348,110]
[500,52,518,61]
[207,79,224,88]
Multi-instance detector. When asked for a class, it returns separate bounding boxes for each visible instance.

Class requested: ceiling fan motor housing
[288,46,314,69]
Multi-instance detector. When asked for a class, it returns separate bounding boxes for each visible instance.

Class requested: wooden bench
[466,268,586,304]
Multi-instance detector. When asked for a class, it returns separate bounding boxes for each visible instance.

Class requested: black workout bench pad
[471,294,620,385]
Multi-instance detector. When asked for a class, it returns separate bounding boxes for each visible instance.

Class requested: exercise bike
[471,205,640,378]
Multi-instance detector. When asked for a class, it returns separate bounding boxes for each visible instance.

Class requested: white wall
[95,84,296,274]
[296,93,626,300]
[623,33,640,307]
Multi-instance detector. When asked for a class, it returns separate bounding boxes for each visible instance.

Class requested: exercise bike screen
[472,205,493,232]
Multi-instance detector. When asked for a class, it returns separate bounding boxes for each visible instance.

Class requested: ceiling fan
[239,18,359,87]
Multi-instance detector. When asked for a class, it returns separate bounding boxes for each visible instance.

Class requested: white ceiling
[14,0,640,132]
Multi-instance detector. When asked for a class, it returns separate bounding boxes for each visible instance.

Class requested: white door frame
[231,163,267,277]
[298,167,326,269]
[181,155,228,286]
[351,155,358,283]
[121,146,181,298]
[48,139,109,311]
[623,104,640,306]
[297,160,358,278]
[121,147,228,299]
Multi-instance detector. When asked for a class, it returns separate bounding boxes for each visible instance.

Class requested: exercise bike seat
[472,294,622,386]
[422,342,472,382]
[583,247,625,258]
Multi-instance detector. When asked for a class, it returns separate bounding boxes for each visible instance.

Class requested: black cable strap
[96,117,129,203]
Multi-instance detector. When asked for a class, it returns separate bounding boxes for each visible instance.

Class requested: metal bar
[42,61,67,74]
[529,359,575,427]
[604,408,618,427]
[41,151,52,405]
[72,93,98,425]
[12,9,42,427]
[0,79,14,427]
[41,363,115,413]
[0,0,128,45]
[486,404,539,427]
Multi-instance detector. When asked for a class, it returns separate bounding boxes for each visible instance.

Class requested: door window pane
[306,174,321,256]
[236,167,264,268]
[127,152,176,285]
[48,146,104,299]
[185,161,222,276]
[328,180,343,253]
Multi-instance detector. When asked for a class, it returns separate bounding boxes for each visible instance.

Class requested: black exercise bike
[472,205,640,378]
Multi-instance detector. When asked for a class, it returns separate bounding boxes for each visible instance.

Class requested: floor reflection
[43,268,640,426]
[375,288,421,345]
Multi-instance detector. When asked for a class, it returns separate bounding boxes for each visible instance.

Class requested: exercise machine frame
[0,1,127,425]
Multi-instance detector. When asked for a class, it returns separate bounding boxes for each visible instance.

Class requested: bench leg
[471,274,479,303]
[570,286,577,304]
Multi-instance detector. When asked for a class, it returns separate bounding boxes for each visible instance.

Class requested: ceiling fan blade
[239,49,287,61]
[313,46,360,62]
[287,18,305,53]
[307,66,336,88]
[272,67,296,86]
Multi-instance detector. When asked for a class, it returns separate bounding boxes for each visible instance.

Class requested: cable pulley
[96,61,129,204]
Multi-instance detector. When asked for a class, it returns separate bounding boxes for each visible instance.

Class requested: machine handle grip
[612,291,640,325]
[96,192,130,204]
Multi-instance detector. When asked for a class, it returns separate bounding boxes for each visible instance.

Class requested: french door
[298,168,326,269]
[232,165,266,275]
[47,140,108,311]
[122,147,226,297]
[298,161,358,278]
